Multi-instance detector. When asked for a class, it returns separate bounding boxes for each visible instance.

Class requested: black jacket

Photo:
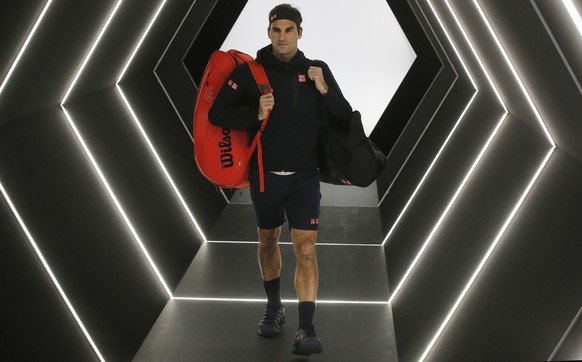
[208,45,352,172]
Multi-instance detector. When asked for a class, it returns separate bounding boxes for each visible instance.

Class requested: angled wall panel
[0,187,98,361]
[0,111,168,361]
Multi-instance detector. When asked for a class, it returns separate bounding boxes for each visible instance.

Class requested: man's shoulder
[310,59,329,68]
[228,61,254,80]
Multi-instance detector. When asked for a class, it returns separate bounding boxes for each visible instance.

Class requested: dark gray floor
[133,300,396,362]
[134,201,397,361]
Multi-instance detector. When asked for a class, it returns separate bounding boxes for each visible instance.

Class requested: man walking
[209,3,351,355]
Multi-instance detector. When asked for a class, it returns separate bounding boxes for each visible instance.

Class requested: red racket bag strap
[247,61,272,193]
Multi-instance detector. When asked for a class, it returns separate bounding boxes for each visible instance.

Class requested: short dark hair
[269,4,302,28]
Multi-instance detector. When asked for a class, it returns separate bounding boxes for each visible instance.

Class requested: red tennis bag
[193,49,271,189]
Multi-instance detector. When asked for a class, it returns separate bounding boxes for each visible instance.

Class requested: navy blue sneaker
[292,328,323,355]
[257,305,286,337]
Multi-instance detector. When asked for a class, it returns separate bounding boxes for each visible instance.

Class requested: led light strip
[377,1,461,210]
[153,0,197,142]
[62,0,123,104]
[377,67,445,207]
[388,0,509,304]
[152,2,232,205]
[563,0,582,38]
[116,0,209,246]
[381,0,480,247]
[531,0,582,96]
[0,181,105,362]
[173,297,390,305]
[549,305,582,360]
[60,0,174,300]
[0,0,53,95]
[475,1,555,147]
[182,240,386,302]
[0,1,105,360]
[419,149,554,362]
[205,240,382,247]
[417,1,557,360]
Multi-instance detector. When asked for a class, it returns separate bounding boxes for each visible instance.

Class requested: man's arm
[310,61,352,129]
[208,64,261,130]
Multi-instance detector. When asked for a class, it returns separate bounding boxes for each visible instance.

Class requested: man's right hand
[258,92,274,121]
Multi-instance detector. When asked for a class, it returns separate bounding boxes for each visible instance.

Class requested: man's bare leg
[291,228,322,355]
[291,229,318,302]
[257,227,286,337]
[258,227,282,281]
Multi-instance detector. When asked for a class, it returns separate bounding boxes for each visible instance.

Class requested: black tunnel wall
[375,0,582,361]
[1,0,224,360]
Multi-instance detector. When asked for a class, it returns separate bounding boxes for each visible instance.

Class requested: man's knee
[292,229,317,262]
[258,227,281,248]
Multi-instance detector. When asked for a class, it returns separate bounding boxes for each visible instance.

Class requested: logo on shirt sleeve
[298,74,307,83]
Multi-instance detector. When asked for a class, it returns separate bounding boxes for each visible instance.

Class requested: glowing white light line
[387,0,508,301]
[380,93,476,246]
[531,0,582,96]
[152,71,192,141]
[151,0,230,204]
[153,0,196,73]
[419,147,555,362]
[444,0,507,112]
[153,0,195,140]
[59,0,173,299]
[116,0,208,243]
[474,0,556,147]
[61,107,174,299]
[173,297,390,305]
[205,240,383,247]
[429,0,478,90]
[380,0,469,243]
[549,305,582,360]
[0,0,53,95]
[377,67,445,207]
[184,61,196,86]
[389,112,508,304]
[154,85,229,204]
[61,0,123,104]
[389,0,516,304]
[0,181,106,362]
[115,85,206,240]
[376,0,461,211]
[418,1,558,360]
[563,0,582,39]
[117,0,167,83]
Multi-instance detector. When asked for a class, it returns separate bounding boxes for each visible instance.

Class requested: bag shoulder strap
[247,60,272,97]
[247,60,272,192]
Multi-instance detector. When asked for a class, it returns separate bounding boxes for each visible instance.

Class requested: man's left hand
[308,66,329,95]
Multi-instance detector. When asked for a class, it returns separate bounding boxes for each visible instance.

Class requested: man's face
[268,19,302,60]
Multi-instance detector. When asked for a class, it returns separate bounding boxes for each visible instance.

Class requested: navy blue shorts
[249,170,321,230]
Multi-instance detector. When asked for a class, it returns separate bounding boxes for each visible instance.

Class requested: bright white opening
[221,0,416,136]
